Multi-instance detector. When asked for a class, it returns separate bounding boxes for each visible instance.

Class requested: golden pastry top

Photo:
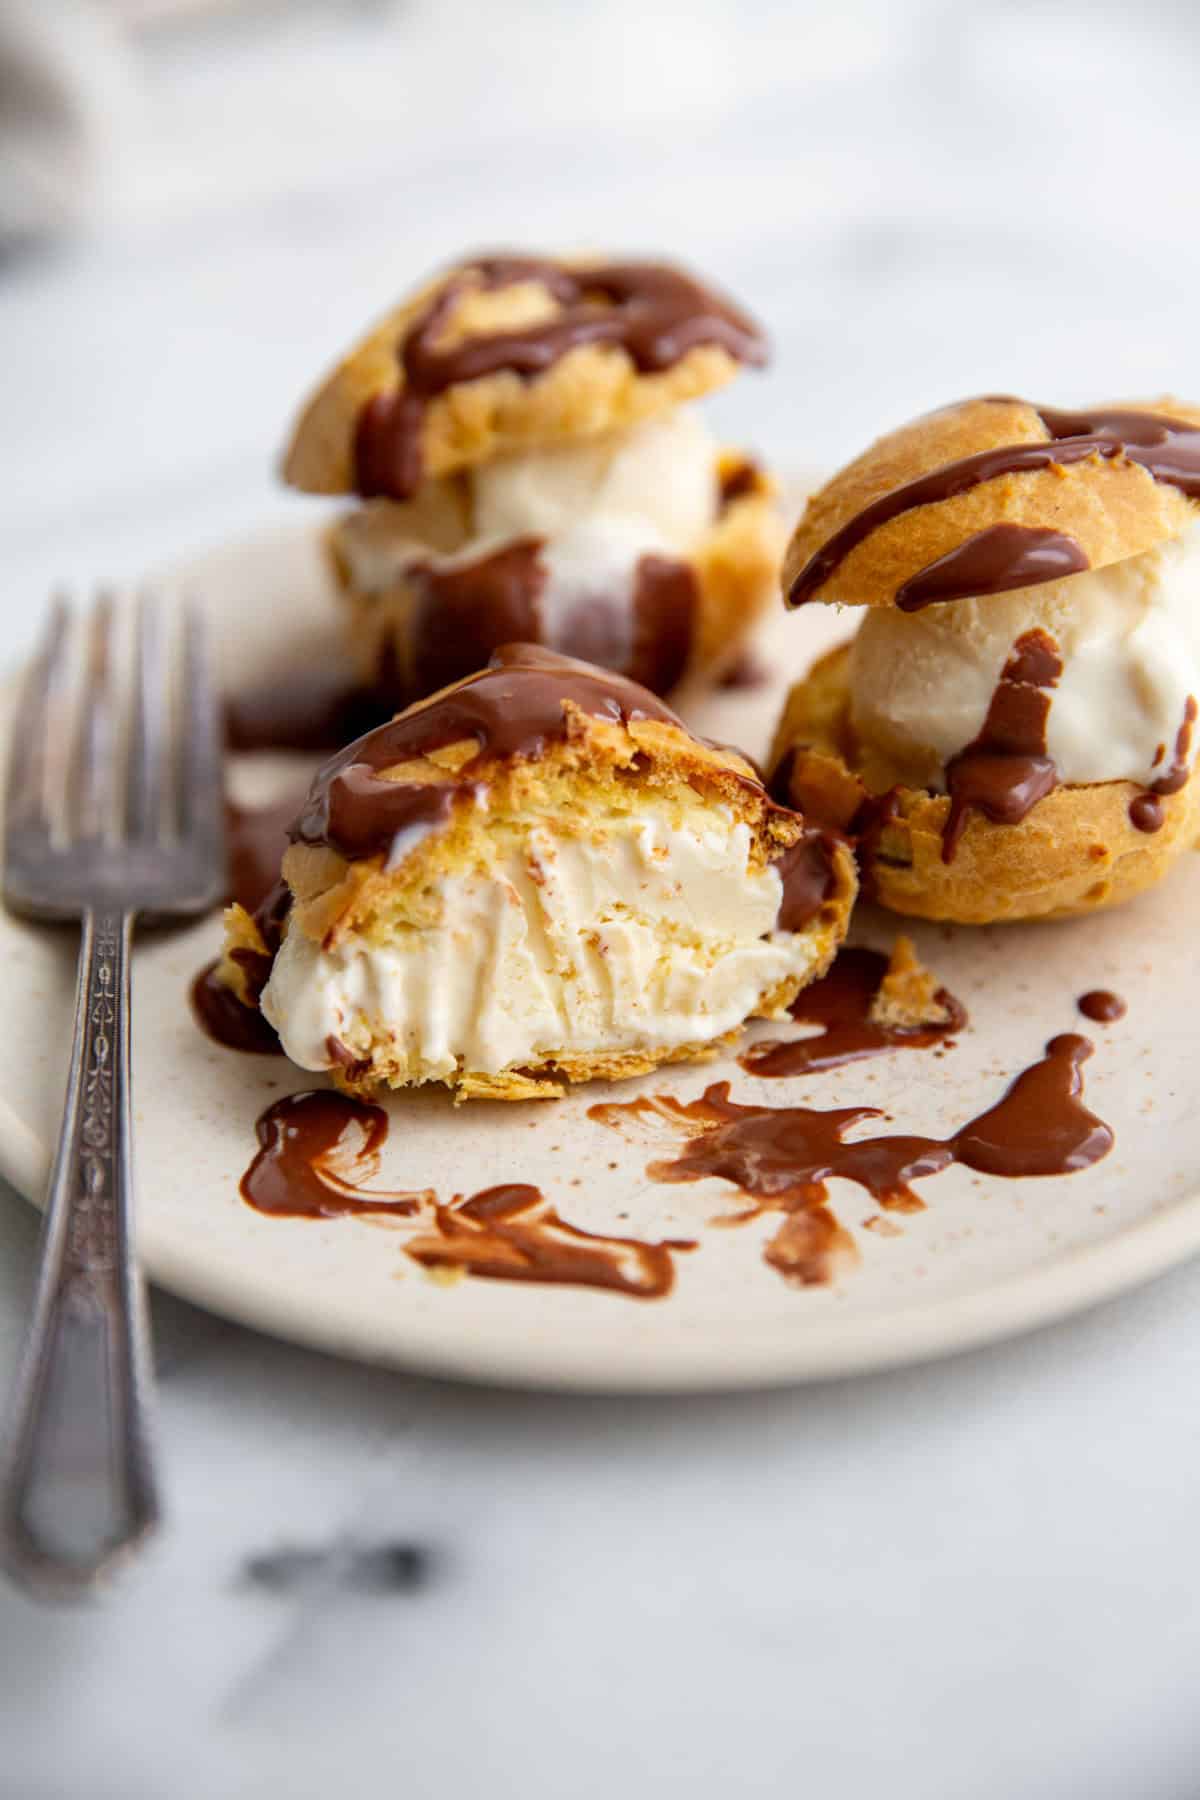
[783,396,1200,612]
[282,252,767,498]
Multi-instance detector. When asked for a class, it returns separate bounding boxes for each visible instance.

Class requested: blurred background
[3,0,1200,637]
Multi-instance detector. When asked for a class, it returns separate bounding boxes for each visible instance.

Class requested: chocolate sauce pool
[590,1034,1112,1286]
[240,1090,692,1298]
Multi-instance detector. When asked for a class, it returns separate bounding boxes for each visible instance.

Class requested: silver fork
[0,595,225,1600]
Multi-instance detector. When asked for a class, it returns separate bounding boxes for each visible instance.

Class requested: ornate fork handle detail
[0,908,160,1597]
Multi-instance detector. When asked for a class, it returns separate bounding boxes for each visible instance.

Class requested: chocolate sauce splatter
[788,400,1200,606]
[354,256,767,501]
[1077,990,1126,1023]
[1128,694,1197,832]
[590,1034,1111,1286]
[239,1090,692,1299]
[741,946,966,1078]
[406,1184,694,1299]
[942,628,1062,860]
[896,525,1089,612]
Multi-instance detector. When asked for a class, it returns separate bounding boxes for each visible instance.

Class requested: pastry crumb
[869,936,952,1031]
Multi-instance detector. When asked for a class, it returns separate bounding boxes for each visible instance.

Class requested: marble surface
[4,1,1200,1793]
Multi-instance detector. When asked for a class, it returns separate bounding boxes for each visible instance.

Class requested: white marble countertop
[4,2,1200,1793]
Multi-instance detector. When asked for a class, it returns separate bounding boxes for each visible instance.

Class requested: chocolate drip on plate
[895,524,1089,612]
[591,1033,1111,1287]
[405,539,545,699]
[941,628,1063,861]
[788,400,1200,607]
[354,256,768,501]
[190,961,282,1055]
[240,1089,692,1298]
[1077,990,1126,1023]
[741,946,966,1078]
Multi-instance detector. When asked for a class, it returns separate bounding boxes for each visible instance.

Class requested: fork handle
[0,907,160,1599]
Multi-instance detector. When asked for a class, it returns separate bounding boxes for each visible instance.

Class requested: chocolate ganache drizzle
[289,643,839,929]
[895,525,1089,613]
[941,628,1062,861]
[741,946,966,1079]
[354,256,768,502]
[788,401,1200,608]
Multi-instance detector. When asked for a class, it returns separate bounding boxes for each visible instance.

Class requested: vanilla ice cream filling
[335,408,719,657]
[849,526,1200,790]
[260,810,819,1079]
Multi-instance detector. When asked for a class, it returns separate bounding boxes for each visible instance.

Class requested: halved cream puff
[222,646,857,1100]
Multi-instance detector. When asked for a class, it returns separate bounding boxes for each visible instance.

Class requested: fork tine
[67,594,116,842]
[176,602,224,853]
[6,599,71,835]
[125,593,165,841]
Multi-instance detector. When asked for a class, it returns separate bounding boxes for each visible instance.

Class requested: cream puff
[283,253,783,703]
[771,397,1200,923]
[221,646,857,1101]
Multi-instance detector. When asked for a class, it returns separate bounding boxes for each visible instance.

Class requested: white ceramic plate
[1,522,1198,1391]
